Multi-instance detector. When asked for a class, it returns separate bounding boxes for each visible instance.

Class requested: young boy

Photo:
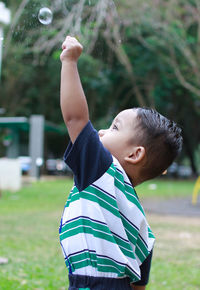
[59,36,183,290]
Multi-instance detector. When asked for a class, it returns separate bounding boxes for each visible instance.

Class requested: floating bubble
[0,37,4,41]
[38,7,53,25]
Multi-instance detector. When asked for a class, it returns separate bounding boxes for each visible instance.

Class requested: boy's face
[99,109,138,163]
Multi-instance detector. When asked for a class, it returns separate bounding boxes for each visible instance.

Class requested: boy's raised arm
[60,36,89,143]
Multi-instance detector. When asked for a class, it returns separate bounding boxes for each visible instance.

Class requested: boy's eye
[112,124,118,130]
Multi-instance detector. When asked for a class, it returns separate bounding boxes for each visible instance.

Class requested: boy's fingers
[60,36,83,62]
[62,36,70,50]
[62,35,82,49]
[62,43,66,50]
[62,42,83,53]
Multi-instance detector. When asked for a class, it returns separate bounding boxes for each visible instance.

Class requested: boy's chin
[99,137,105,146]
[100,140,111,152]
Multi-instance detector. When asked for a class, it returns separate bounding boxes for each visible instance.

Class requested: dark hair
[134,107,183,180]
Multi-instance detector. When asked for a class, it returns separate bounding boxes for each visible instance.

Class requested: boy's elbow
[60,102,89,130]
[64,117,89,143]
[63,115,89,130]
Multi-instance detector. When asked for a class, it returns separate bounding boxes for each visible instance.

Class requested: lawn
[0,177,199,289]
[136,178,195,199]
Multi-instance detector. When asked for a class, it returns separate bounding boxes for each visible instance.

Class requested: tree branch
[170,46,200,96]
[4,0,30,58]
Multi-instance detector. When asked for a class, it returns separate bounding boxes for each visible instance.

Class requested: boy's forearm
[60,60,89,125]
[60,60,89,142]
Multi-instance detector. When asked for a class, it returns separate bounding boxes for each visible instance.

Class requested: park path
[142,196,200,217]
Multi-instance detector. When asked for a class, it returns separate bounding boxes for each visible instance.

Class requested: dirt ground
[144,207,200,289]
[146,212,200,268]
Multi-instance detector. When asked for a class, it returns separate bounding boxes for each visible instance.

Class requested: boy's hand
[60,36,83,63]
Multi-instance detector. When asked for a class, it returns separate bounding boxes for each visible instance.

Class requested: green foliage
[1,0,200,170]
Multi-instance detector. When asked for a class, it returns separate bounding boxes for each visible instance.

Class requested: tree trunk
[183,132,198,176]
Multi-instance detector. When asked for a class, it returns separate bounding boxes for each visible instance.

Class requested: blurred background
[0,1,200,289]
[0,0,200,179]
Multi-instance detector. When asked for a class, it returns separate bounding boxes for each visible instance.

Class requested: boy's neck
[129,175,143,187]
[122,163,144,187]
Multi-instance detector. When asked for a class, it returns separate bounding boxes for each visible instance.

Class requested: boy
[59,36,183,290]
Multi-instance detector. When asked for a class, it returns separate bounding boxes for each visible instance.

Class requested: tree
[1,0,200,172]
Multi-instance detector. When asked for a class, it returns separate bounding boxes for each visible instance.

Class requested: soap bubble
[0,37,4,41]
[38,7,53,25]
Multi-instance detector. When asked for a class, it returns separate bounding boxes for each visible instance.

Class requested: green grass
[136,178,195,199]
[0,179,71,290]
[0,178,199,289]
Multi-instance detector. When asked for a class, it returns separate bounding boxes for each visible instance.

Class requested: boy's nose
[98,129,106,137]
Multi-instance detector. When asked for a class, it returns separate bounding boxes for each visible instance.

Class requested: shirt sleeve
[63,121,113,192]
[132,250,153,286]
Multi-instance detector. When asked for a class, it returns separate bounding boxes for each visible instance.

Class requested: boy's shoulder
[64,120,113,191]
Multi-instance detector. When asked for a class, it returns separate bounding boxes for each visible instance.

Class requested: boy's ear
[124,146,145,165]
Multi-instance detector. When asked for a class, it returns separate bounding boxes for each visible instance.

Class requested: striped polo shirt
[59,121,155,283]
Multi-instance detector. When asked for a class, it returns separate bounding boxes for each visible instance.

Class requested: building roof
[0,117,66,134]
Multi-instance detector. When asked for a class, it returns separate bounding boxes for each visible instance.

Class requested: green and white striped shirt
[59,121,155,283]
